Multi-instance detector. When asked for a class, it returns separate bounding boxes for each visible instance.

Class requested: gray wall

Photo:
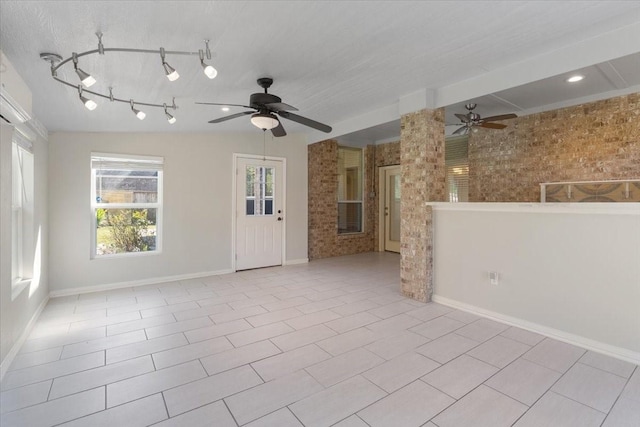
[48,132,308,293]
[432,203,640,362]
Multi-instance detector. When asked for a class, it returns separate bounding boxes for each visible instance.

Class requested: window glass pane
[246,166,256,197]
[95,169,158,204]
[96,208,157,255]
[338,147,363,234]
[337,148,362,201]
[246,199,255,215]
[265,199,273,215]
[338,202,362,233]
[445,136,469,202]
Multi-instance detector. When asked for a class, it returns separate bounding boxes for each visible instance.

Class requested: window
[337,146,363,234]
[245,165,274,215]
[12,135,34,289]
[91,153,163,257]
[445,136,469,202]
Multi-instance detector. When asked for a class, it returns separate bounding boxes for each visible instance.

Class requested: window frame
[337,146,364,235]
[90,152,164,259]
[11,135,34,297]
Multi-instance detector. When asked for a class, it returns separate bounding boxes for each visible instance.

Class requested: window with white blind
[91,153,163,257]
[12,135,34,290]
[445,135,469,202]
[337,146,363,234]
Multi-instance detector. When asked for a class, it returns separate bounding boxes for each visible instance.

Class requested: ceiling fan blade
[455,113,470,123]
[271,121,287,137]
[208,111,254,123]
[265,102,299,112]
[277,111,332,133]
[481,113,517,122]
[196,102,254,109]
[452,126,468,135]
[479,122,507,129]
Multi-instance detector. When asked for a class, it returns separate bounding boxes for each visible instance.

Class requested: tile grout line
[598,364,637,427]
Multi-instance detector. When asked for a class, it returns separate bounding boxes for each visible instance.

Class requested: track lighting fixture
[72,52,96,87]
[199,47,217,79]
[164,104,176,124]
[40,33,217,121]
[160,48,179,81]
[130,100,146,120]
[78,86,97,110]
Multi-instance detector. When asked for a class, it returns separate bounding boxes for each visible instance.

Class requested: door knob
[277,217,283,221]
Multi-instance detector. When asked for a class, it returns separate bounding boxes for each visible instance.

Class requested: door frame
[231,153,287,272]
[378,164,401,252]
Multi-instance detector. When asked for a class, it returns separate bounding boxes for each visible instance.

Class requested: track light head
[199,50,217,79]
[130,100,146,120]
[160,47,179,81]
[78,86,97,110]
[72,52,96,87]
[164,104,176,124]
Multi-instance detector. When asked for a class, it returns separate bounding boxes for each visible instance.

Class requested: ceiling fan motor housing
[250,92,282,110]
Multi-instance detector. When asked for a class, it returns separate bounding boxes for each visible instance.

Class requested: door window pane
[246,165,275,216]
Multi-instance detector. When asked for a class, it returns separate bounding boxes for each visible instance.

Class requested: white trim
[49,269,234,298]
[540,178,640,186]
[0,296,49,381]
[232,153,287,272]
[428,202,640,215]
[432,295,640,366]
[284,258,309,265]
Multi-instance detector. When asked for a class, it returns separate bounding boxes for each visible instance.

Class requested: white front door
[235,156,284,270]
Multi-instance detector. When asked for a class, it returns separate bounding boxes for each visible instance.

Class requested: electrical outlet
[489,271,499,286]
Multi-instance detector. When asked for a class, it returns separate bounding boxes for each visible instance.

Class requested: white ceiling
[1,1,639,143]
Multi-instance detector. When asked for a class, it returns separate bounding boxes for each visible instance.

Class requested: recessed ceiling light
[221,107,230,112]
[566,75,584,83]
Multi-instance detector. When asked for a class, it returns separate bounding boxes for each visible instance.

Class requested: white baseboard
[284,258,309,266]
[432,295,640,366]
[0,295,49,381]
[49,269,235,298]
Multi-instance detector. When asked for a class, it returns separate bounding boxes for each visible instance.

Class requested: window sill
[92,250,162,260]
[338,232,366,237]
[11,278,31,301]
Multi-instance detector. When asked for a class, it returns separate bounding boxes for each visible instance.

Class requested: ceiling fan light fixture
[251,113,279,130]
[566,75,584,83]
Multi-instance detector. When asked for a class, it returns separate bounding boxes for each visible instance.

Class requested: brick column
[400,108,446,302]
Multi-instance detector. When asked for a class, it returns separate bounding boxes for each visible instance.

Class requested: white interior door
[384,166,401,253]
[235,157,284,270]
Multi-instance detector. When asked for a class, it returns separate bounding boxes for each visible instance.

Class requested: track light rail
[40,33,217,123]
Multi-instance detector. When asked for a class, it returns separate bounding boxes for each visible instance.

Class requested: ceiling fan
[196,77,332,137]
[449,103,517,135]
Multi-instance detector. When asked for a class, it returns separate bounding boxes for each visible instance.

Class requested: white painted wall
[0,124,49,370]
[432,203,640,362]
[48,132,308,293]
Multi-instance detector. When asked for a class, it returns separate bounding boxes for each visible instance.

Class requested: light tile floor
[1,252,638,427]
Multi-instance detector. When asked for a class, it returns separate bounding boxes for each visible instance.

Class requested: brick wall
[308,140,375,259]
[469,93,640,202]
[400,109,446,302]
